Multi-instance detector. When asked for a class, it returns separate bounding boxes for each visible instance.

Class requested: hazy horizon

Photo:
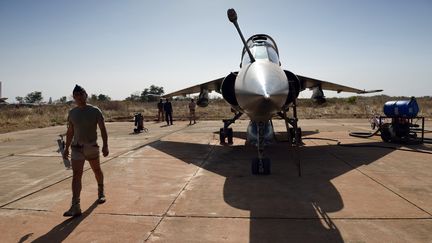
[1,0,431,102]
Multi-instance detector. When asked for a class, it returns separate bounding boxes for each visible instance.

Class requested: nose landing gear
[251,121,271,175]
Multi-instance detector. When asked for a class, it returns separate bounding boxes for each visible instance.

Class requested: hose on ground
[348,129,380,138]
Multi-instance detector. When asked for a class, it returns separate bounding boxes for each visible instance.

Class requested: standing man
[63,85,109,217]
[188,98,197,125]
[164,98,173,125]
[157,98,164,122]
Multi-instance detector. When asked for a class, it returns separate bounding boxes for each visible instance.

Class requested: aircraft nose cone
[235,61,289,121]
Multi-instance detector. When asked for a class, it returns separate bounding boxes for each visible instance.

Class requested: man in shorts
[188,98,196,125]
[63,85,109,217]
[157,98,164,122]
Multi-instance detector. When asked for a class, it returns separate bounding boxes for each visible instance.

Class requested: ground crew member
[157,98,164,122]
[63,85,109,217]
[189,98,197,125]
[164,98,173,125]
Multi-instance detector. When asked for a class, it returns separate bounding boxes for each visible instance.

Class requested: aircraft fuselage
[223,34,294,122]
[235,60,289,121]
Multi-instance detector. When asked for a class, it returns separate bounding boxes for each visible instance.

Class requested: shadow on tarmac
[30,201,99,243]
[148,133,397,242]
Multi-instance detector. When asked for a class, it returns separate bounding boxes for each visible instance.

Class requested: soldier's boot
[63,198,82,217]
[98,184,106,204]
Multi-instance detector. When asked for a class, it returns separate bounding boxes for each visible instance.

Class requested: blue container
[383,97,419,118]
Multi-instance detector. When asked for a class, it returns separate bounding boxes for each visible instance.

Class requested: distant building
[0,81,8,103]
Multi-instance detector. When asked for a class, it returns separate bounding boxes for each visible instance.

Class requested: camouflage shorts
[71,143,100,161]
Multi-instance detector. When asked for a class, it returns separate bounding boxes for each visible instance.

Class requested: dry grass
[0,104,70,133]
[1,96,430,134]
[297,96,432,119]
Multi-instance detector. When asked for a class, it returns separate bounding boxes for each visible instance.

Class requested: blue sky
[1,0,431,101]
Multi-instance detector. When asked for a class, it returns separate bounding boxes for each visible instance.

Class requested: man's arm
[63,122,74,159]
[98,119,109,157]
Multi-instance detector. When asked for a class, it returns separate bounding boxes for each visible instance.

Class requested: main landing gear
[219,112,242,145]
[278,99,302,176]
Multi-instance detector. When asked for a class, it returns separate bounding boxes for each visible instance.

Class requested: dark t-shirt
[157,102,164,111]
[68,104,104,145]
[164,102,173,113]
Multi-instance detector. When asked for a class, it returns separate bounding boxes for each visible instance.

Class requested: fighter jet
[164,9,382,175]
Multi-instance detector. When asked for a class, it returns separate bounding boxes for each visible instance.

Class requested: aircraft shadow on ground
[212,130,320,141]
[148,133,401,242]
[29,201,99,243]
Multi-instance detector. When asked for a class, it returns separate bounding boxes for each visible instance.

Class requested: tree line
[14,85,165,104]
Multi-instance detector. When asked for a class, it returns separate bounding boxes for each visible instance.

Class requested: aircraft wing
[297,75,382,94]
[163,77,225,97]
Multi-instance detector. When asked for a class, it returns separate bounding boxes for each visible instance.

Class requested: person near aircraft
[164,98,173,125]
[157,98,164,122]
[189,98,197,125]
[62,84,109,217]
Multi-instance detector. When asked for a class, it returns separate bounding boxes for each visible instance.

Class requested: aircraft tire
[262,158,271,175]
[227,128,233,144]
[380,125,392,142]
[251,158,271,175]
[295,128,302,144]
[219,128,226,144]
[251,158,259,175]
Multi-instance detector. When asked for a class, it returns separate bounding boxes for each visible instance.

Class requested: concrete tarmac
[0,119,431,242]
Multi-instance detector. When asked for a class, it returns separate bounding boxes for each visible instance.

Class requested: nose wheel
[251,121,271,175]
[252,158,271,175]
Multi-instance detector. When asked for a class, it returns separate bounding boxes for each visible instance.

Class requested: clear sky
[1,0,431,102]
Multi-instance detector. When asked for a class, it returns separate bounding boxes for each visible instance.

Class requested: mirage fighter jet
[164,9,382,175]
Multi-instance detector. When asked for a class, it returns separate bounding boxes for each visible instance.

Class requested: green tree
[89,93,111,102]
[125,91,141,102]
[140,85,164,102]
[24,91,43,103]
[59,96,67,103]
[347,96,357,104]
[149,85,164,96]
[97,94,111,101]
[15,96,24,103]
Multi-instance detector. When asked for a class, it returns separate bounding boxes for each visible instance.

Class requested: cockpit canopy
[241,34,280,66]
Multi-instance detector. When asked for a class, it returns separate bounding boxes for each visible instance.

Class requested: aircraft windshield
[241,34,280,67]
[254,46,268,59]
[242,44,280,65]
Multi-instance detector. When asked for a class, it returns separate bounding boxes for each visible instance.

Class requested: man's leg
[169,112,173,125]
[165,112,169,125]
[189,111,192,124]
[64,159,84,216]
[89,158,105,204]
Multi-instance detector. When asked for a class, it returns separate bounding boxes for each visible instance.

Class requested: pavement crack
[144,137,217,242]
[0,124,190,209]
[0,207,50,212]
[329,150,432,218]
[13,155,63,158]
[95,212,162,218]
[165,215,432,220]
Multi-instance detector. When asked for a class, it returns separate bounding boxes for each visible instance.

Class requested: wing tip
[357,89,384,94]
